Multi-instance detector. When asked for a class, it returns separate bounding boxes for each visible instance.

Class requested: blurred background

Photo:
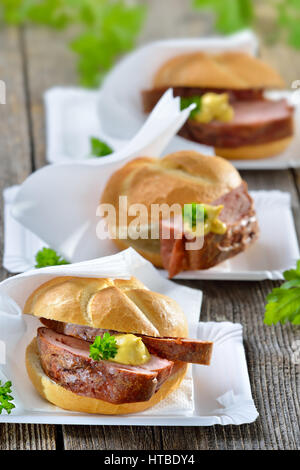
[0,0,299,87]
[0,0,299,172]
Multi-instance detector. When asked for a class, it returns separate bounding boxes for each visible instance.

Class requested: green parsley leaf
[264,260,300,325]
[0,381,15,415]
[183,203,207,229]
[180,96,202,119]
[90,137,113,157]
[90,333,118,361]
[35,247,69,268]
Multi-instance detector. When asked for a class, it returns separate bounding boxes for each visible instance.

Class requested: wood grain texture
[22,27,76,170]
[0,27,56,450]
[0,0,299,450]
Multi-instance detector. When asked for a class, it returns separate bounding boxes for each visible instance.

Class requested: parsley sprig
[264,260,300,325]
[90,137,113,157]
[180,96,202,119]
[35,247,69,268]
[90,333,118,361]
[0,381,15,415]
[183,203,208,229]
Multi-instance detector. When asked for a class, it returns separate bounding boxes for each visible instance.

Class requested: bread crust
[101,150,242,215]
[24,276,188,338]
[26,338,188,415]
[153,51,285,89]
[215,137,293,160]
[114,239,164,268]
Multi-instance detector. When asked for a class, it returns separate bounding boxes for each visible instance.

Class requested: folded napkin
[11,91,193,264]
[0,249,202,416]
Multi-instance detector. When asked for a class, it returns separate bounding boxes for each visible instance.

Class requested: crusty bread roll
[25,276,190,415]
[215,136,293,160]
[26,338,188,415]
[101,150,241,214]
[153,51,285,90]
[101,150,242,263]
[24,276,188,338]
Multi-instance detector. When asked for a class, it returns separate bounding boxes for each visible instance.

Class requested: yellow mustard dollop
[204,204,227,235]
[111,334,151,366]
[194,93,234,124]
[184,204,226,237]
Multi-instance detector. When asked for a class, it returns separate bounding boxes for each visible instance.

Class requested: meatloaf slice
[142,86,265,113]
[40,318,213,365]
[160,181,259,278]
[179,99,293,148]
[37,328,174,404]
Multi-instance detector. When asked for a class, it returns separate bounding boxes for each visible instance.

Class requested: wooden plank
[0,27,57,450]
[160,278,300,450]
[62,426,162,451]
[22,27,76,170]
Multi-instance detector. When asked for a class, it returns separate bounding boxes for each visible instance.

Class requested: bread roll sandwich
[101,150,259,278]
[25,276,212,414]
[142,52,294,160]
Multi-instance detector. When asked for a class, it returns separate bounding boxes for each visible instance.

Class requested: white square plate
[3,186,299,280]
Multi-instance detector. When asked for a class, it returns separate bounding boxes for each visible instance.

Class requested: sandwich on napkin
[25,276,212,414]
[142,51,294,160]
[101,150,259,278]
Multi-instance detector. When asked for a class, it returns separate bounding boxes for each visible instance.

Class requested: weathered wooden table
[0,1,299,450]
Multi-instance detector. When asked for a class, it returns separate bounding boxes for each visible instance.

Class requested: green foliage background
[193,0,300,48]
[0,1,299,87]
[0,0,146,87]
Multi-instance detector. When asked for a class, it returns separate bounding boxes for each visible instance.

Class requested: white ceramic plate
[3,186,299,280]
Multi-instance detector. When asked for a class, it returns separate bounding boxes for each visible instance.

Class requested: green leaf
[264,259,300,325]
[90,333,118,361]
[283,260,300,280]
[276,0,300,48]
[183,203,207,229]
[193,0,253,34]
[180,96,202,118]
[90,137,113,157]
[0,381,15,415]
[35,247,69,268]
[70,1,146,86]
[287,21,300,48]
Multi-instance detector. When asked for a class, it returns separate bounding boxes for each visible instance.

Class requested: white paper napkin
[10,90,194,265]
[44,84,192,162]
[0,248,202,416]
[44,30,258,162]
